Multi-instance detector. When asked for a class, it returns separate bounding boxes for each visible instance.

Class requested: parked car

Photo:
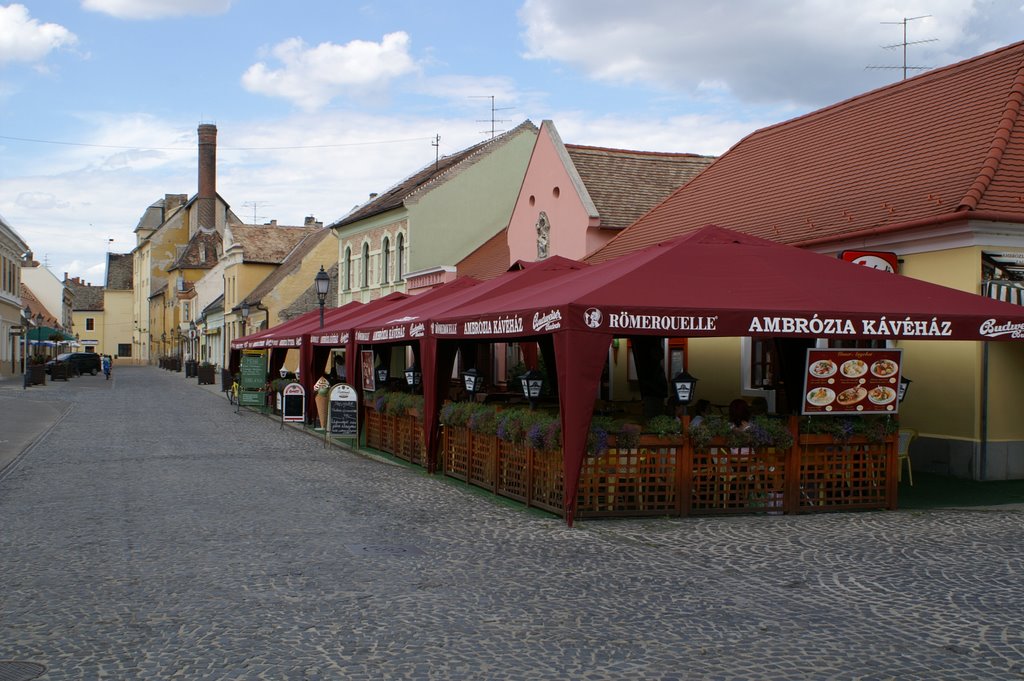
[45,352,102,375]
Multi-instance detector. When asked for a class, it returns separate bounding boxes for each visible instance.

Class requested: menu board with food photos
[802,348,902,415]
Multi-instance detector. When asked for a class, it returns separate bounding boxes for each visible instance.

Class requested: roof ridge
[565,143,711,159]
[958,55,1024,210]
[745,39,1024,145]
[404,119,537,202]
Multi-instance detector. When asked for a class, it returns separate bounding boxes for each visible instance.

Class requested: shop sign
[328,383,358,438]
[282,382,305,423]
[840,250,899,273]
[431,322,458,335]
[584,308,718,332]
[462,315,524,336]
[802,348,902,415]
[748,315,953,338]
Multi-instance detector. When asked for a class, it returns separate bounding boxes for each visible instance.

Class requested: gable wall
[508,126,593,263]
[413,128,537,270]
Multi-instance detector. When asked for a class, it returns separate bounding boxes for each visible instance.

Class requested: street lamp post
[314,266,330,328]
[21,306,32,389]
[240,301,250,337]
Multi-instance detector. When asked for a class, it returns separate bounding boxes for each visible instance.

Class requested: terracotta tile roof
[66,279,104,311]
[105,253,133,290]
[231,223,323,264]
[242,229,332,308]
[329,120,538,229]
[456,228,511,281]
[19,283,59,326]
[170,230,222,271]
[565,145,714,230]
[591,40,1024,263]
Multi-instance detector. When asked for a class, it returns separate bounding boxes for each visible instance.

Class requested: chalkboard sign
[329,383,358,437]
[239,390,264,407]
[239,351,266,391]
[282,382,305,423]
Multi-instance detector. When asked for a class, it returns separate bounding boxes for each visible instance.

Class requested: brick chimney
[197,123,217,230]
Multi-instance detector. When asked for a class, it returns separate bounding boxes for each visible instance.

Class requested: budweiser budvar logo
[409,322,425,337]
[532,309,561,332]
[980,318,1024,339]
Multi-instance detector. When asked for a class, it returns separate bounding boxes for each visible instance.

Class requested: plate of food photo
[868,386,896,404]
[806,386,836,406]
[809,359,837,378]
[870,359,898,378]
[837,386,868,406]
[840,359,868,378]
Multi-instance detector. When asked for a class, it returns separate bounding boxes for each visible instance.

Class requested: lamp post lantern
[279,366,288,379]
[314,265,330,328]
[376,366,389,387]
[404,363,422,391]
[462,367,483,401]
[240,301,250,337]
[671,370,699,409]
[519,368,544,409]
[898,376,912,403]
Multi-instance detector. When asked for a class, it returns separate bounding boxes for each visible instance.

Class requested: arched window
[381,236,390,283]
[343,247,351,291]
[396,233,405,281]
[361,242,370,288]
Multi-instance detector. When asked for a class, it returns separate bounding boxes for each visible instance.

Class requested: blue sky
[2,0,1022,283]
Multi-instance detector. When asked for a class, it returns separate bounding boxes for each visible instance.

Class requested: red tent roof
[433,225,1024,342]
[352,255,589,344]
[233,300,367,350]
[591,40,1024,262]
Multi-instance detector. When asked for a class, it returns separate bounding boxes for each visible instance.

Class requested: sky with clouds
[1,0,1021,283]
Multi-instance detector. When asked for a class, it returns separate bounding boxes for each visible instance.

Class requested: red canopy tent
[350,256,590,469]
[425,225,1024,525]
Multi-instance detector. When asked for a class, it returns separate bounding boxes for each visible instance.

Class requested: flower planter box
[197,365,216,385]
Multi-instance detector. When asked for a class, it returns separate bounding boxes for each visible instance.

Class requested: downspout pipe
[980,342,989,480]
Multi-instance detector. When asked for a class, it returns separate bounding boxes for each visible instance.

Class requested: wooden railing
[440,426,896,519]
[364,407,425,466]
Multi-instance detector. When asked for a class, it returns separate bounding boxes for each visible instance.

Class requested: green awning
[27,326,74,341]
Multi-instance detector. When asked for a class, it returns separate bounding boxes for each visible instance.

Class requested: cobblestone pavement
[1,366,1023,680]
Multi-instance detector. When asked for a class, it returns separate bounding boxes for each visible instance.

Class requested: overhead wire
[0,134,436,151]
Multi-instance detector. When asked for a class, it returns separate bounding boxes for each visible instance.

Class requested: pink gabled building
[503,120,715,267]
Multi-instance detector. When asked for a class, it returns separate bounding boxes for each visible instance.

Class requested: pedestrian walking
[102,354,111,380]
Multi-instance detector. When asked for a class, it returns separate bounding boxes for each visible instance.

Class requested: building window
[118,343,131,357]
[361,242,370,287]
[343,247,351,291]
[381,237,390,283]
[86,318,95,331]
[750,338,774,389]
[396,233,405,280]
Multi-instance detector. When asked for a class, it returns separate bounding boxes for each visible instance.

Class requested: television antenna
[866,15,937,80]
[470,95,513,138]
[241,200,270,225]
[431,134,440,170]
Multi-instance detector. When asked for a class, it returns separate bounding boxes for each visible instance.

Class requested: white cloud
[241,32,419,111]
[16,192,70,210]
[551,111,770,157]
[518,0,1023,108]
[81,0,233,20]
[0,4,77,64]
